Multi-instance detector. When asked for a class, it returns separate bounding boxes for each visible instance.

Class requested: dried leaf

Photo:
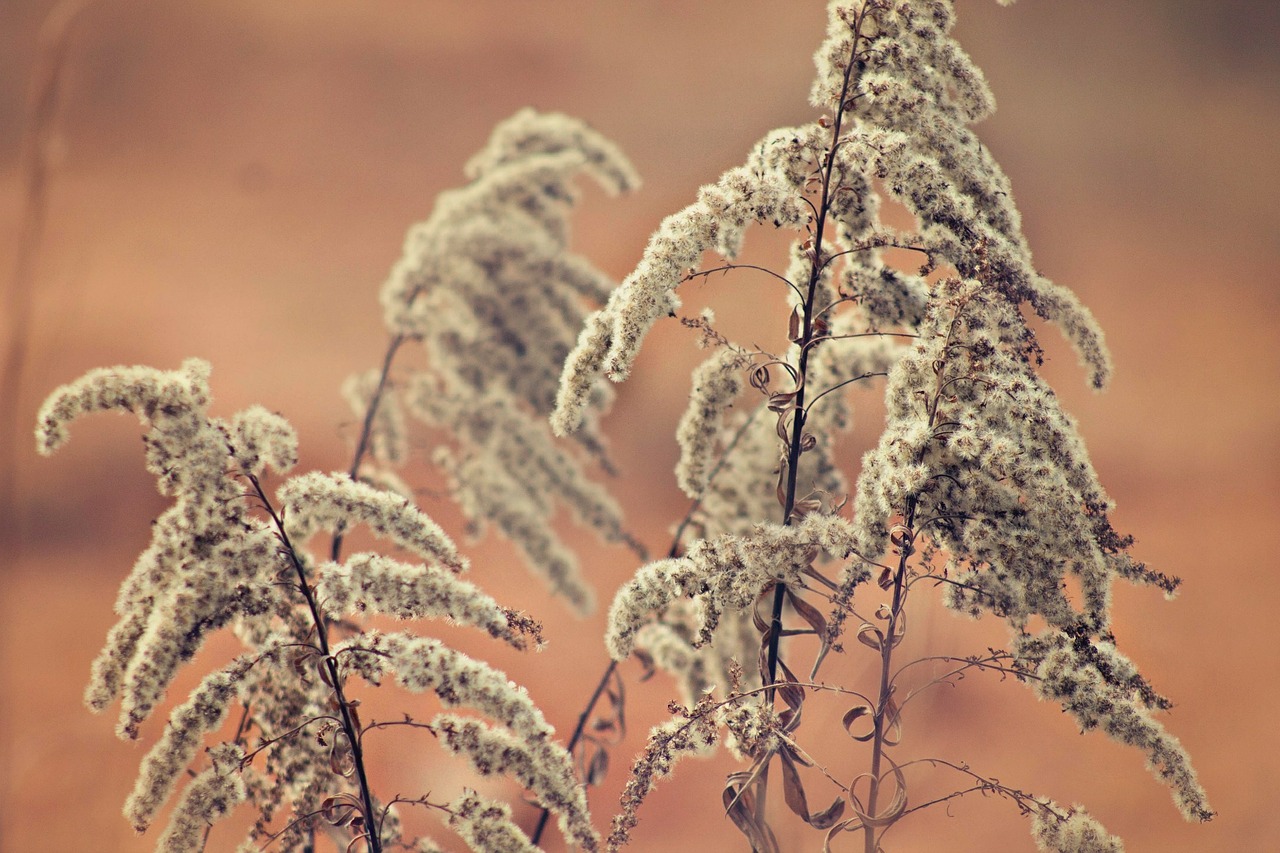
[723,774,780,853]
[320,794,361,827]
[856,622,883,651]
[792,496,822,519]
[842,704,875,742]
[316,657,335,688]
[787,305,803,343]
[778,750,809,820]
[329,732,355,778]
[584,742,610,786]
[634,648,656,682]
[768,390,798,414]
[753,586,776,632]
[750,364,771,394]
[810,796,846,830]
[824,818,859,853]
[785,589,831,678]
[776,659,805,712]
[881,693,903,746]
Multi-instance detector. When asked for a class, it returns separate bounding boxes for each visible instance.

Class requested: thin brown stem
[755,9,868,842]
[331,333,408,563]
[248,473,382,853]
[861,508,913,853]
[530,659,619,845]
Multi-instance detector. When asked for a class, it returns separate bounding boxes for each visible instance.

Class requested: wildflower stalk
[862,283,973,849]
[755,10,865,833]
[766,0,864,701]
[331,331,409,563]
[246,471,383,853]
[862,513,911,852]
[530,658,619,845]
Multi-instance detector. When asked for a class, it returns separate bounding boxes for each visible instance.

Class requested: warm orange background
[2,2,1277,851]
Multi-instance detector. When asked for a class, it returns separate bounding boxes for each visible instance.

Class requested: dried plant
[34,110,624,853]
[36,2,1214,853]
[555,2,1211,851]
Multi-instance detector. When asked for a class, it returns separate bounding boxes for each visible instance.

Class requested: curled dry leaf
[856,622,884,651]
[847,757,908,829]
[723,770,780,853]
[321,793,364,828]
[785,588,831,677]
[329,731,356,778]
[842,704,874,742]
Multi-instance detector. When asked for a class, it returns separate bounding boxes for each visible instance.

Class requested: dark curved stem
[330,333,407,563]
[249,473,382,853]
[765,0,864,704]
[754,14,867,844]
[530,659,619,845]
[862,500,914,853]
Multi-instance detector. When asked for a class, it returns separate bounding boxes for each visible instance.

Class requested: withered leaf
[842,704,874,742]
[785,589,830,677]
[723,775,780,853]
[856,622,883,651]
[810,795,846,830]
[320,794,361,827]
[585,743,609,786]
[778,749,809,820]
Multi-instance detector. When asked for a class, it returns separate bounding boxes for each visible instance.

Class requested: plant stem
[331,332,407,563]
[249,473,383,853]
[861,273,967,849]
[862,500,914,853]
[530,659,619,845]
[755,11,866,842]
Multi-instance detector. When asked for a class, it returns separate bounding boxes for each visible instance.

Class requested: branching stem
[248,472,383,853]
[756,8,868,841]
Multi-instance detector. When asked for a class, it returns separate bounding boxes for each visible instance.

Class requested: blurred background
[2,1,1277,850]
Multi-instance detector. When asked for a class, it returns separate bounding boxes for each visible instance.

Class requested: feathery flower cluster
[436,716,598,851]
[334,630,595,849]
[35,359,295,738]
[123,648,271,833]
[608,697,721,852]
[280,471,465,572]
[318,552,530,646]
[154,743,247,852]
[562,1,1210,849]
[552,141,810,435]
[362,108,642,614]
[447,792,538,853]
[1017,632,1213,823]
[851,274,1208,825]
[37,360,577,852]
[1031,804,1125,853]
[607,513,857,661]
